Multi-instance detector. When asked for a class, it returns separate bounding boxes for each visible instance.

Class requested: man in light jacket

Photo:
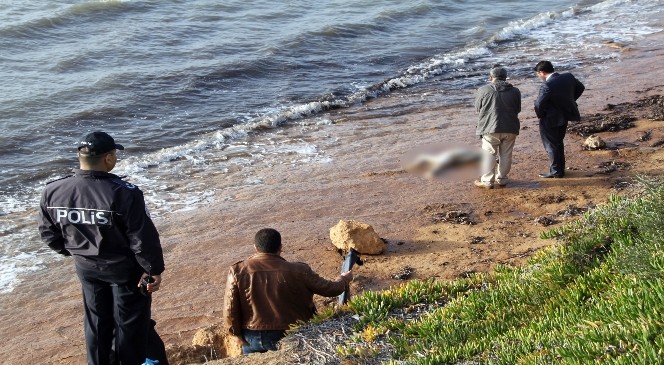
[474,65,521,189]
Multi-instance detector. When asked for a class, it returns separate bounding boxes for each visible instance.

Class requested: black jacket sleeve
[120,188,165,275]
[38,190,70,256]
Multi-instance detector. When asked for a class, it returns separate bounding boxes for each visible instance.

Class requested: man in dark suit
[533,61,585,178]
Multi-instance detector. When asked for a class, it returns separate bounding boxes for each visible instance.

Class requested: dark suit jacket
[534,72,585,127]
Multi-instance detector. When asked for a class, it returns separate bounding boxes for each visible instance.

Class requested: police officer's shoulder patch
[46,175,73,185]
[111,178,137,190]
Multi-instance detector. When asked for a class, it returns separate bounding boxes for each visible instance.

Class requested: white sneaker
[474,180,493,189]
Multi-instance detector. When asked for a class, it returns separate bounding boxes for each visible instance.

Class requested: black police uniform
[39,168,165,365]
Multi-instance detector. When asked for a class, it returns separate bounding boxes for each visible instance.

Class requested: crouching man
[223,228,353,354]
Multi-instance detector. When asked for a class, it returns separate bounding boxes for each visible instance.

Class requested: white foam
[0,252,46,294]
[296,117,334,127]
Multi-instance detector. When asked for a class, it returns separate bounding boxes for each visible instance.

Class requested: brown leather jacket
[223,253,349,334]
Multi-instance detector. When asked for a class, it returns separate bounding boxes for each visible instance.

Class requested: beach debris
[534,216,557,226]
[537,194,566,205]
[431,210,475,225]
[570,115,636,137]
[636,130,652,142]
[391,266,415,280]
[651,138,664,148]
[330,220,385,254]
[582,135,606,150]
[470,246,482,254]
[639,95,664,120]
[468,236,486,244]
[612,181,632,191]
[572,95,664,137]
[424,203,476,224]
[597,160,631,174]
[556,205,589,218]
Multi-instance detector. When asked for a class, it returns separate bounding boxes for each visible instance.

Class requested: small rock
[583,135,606,150]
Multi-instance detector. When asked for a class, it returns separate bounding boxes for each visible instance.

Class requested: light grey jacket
[474,80,521,135]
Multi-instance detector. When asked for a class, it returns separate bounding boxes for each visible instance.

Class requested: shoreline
[1,30,663,364]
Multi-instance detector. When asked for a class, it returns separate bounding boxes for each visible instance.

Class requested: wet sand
[1,30,663,364]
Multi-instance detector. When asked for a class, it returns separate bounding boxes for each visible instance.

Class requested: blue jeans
[241,329,286,354]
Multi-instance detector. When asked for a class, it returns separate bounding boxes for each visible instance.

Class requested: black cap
[77,131,124,156]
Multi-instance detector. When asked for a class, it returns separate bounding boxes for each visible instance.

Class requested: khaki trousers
[480,133,517,185]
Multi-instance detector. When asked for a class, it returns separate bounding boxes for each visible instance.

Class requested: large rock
[329,220,385,254]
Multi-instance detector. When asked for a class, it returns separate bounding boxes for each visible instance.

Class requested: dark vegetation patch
[570,115,636,136]
[651,138,664,147]
[556,205,590,218]
[612,181,632,190]
[391,266,415,280]
[537,194,567,205]
[468,236,486,244]
[570,95,664,137]
[597,160,631,174]
[424,203,476,225]
[636,130,652,142]
[534,216,557,226]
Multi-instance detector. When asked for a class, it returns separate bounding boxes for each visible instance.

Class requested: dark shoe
[538,173,563,178]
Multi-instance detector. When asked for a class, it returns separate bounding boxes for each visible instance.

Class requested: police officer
[38,131,166,365]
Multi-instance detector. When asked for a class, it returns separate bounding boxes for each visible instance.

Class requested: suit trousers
[539,122,567,176]
[480,133,517,185]
[76,266,151,365]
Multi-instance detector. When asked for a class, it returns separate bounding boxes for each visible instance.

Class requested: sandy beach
[1,27,663,365]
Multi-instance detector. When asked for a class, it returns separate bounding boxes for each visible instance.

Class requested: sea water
[0,0,662,293]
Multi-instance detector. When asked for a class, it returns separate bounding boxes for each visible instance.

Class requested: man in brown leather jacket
[223,228,353,354]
